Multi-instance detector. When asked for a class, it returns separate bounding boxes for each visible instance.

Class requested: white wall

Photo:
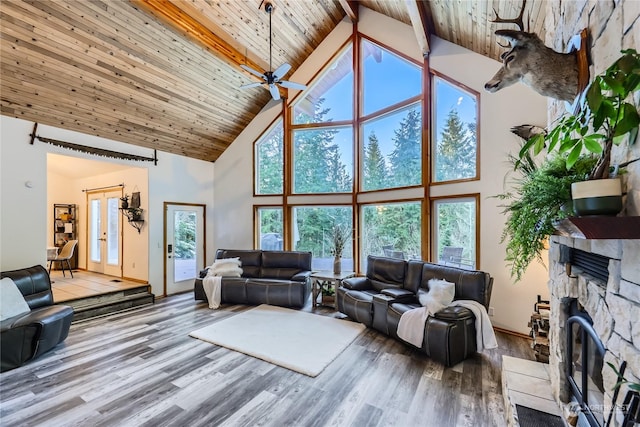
[1,116,215,297]
[213,8,550,333]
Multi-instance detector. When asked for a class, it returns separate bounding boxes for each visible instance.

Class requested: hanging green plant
[496,152,597,281]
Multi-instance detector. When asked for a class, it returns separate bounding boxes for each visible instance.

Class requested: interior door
[165,204,205,295]
[87,189,122,276]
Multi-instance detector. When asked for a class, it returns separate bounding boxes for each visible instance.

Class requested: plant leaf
[532,134,546,155]
[613,102,640,136]
[586,79,603,112]
[559,138,578,154]
[583,135,604,153]
[566,144,583,169]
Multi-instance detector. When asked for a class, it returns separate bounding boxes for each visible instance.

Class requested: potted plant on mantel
[496,151,597,281]
[519,49,640,216]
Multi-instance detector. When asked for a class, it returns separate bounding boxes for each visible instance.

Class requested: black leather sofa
[337,255,493,366]
[194,249,312,308]
[1,265,74,372]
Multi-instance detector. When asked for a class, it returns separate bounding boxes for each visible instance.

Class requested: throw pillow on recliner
[419,278,455,315]
[0,277,31,321]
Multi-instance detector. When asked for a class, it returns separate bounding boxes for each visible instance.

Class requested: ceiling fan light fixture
[238,1,307,100]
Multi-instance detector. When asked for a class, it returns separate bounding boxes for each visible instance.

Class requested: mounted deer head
[484,1,580,102]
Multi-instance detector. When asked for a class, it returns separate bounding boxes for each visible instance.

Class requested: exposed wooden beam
[338,0,359,22]
[131,0,266,82]
[405,0,435,57]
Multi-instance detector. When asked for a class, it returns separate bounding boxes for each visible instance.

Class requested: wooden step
[64,286,155,322]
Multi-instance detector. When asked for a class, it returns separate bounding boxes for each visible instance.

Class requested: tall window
[255,120,283,195]
[292,206,353,271]
[432,197,477,269]
[432,75,479,183]
[257,207,283,250]
[251,31,481,273]
[361,201,421,270]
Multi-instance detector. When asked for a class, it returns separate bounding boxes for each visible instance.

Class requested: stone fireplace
[548,235,640,425]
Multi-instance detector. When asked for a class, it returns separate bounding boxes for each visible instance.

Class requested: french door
[87,189,122,276]
[165,203,205,295]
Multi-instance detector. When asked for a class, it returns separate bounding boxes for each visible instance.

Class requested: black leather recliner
[337,255,494,366]
[194,249,312,308]
[1,265,74,372]
[336,256,422,327]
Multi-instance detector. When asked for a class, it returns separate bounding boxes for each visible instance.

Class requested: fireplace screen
[567,315,606,426]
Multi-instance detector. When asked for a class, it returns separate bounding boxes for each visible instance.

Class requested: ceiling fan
[239,1,307,101]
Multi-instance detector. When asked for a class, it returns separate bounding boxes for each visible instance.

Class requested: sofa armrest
[432,306,474,321]
[380,288,415,302]
[341,276,369,290]
[199,268,209,279]
[292,271,311,281]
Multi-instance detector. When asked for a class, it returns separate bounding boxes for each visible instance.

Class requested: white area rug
[189,304,365,377]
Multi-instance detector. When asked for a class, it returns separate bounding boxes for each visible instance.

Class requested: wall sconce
[120,193,144,233]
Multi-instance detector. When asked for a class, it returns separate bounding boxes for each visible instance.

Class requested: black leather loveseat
[194,249,312,308]
[1,265,74,372]
[337,255,493,366]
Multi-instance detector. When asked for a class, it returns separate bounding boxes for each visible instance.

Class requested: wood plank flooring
[0,293,534,427]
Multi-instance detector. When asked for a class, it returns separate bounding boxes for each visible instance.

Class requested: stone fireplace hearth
[548,235,640,425]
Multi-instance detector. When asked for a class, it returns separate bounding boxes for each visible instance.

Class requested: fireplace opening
[566,301,606,426]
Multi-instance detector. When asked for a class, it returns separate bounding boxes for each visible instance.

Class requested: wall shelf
[120,207,144,233]
[553,217,640,239]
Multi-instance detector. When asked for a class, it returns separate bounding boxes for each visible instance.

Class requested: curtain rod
[29,123,158,165]
[82,184,124,193]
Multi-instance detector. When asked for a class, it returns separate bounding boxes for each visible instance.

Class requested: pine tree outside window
[255,120,283,195]
[432,75,478,183]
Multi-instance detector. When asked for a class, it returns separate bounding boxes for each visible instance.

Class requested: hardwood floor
[0,293,534,427]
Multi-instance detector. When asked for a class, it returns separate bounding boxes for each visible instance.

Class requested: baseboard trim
[494,326,531,340]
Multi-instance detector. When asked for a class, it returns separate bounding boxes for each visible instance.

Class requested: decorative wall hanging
[120,193,145,234]
[29,123,158,165]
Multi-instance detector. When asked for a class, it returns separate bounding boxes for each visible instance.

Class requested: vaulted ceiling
[0,0,545,162]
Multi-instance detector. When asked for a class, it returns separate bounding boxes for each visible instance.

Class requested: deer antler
[491,0,527,32]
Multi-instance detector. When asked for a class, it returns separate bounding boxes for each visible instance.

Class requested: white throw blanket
[202,276,222,309]
[397,299,498,351]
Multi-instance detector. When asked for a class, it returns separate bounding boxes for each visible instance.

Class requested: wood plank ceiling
[0,0,545,162]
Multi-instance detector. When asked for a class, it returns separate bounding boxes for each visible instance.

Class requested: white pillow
[419,278,456,315]
[0,277,31,321]
[211,257,241,269]
[210,266,243,277]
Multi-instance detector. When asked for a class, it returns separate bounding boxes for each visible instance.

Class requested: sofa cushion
[366,256,406,291]
[0,278,31,321]
[261,251,311,280]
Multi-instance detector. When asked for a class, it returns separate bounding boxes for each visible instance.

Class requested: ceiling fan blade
[241,64,266,79]
[278,80,307,90]
[272,63,291,80]
[239,82,264,89]
[269,84,281,101]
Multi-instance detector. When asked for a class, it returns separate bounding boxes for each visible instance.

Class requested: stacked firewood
[528,296,550,363]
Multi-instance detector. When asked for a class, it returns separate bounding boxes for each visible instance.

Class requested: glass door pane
[107,197,119,265]
[433,198,477,269]
[173,210,197,282]
[90,199,101,263]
